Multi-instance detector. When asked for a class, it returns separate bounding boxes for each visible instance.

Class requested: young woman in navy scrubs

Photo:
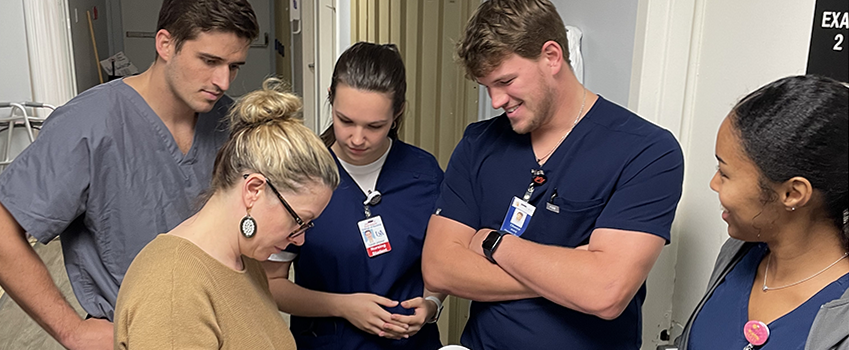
[263,42,445,350]
[677,75,849,349]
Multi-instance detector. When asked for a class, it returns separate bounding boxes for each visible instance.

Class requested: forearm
[267,277,346,318]
[494,231,663,319]
[423,238,538,301]
[494,236,621,316]
[0,217,82,346]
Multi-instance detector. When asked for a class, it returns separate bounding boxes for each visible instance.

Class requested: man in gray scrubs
[0,1,257,349]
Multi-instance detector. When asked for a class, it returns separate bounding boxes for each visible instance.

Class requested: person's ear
[242,174,266,210]
[155,29,175,62]
[780,176,813,211]
[540,41,564,75]
[394,102,407,119]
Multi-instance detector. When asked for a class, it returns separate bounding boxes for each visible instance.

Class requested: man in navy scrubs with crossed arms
[422,0,684,349]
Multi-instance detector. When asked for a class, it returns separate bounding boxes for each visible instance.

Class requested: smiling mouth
[505,103,522,113]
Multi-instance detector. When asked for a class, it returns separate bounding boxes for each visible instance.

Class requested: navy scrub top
[689,243,849,349]
[288,140,444,350]
[435,96,685,349]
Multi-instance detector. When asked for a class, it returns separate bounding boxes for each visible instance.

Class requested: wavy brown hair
[456,0,569,79]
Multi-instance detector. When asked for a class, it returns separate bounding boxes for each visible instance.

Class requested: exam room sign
[806,0,849,82]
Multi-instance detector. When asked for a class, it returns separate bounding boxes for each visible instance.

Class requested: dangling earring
[240,207,257,238]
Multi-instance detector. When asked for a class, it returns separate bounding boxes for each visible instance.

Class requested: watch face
[482,231,501,250]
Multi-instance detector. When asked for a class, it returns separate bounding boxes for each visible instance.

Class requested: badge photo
[499,197,536,236]
[357,216,392,257]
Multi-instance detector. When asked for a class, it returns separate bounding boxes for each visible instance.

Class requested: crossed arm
[421,214,665,320]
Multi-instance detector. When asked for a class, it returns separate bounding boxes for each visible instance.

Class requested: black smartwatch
[482,230,509,264]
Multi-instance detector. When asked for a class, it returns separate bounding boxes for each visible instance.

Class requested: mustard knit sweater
[115,234,296,349]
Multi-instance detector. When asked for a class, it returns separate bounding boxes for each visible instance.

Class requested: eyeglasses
[243,174,314,238]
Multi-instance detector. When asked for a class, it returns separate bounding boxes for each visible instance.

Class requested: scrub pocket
[526,196,605,246]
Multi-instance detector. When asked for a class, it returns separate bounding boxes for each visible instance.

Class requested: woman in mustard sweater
[114,77,340,349]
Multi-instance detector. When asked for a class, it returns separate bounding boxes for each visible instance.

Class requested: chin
[510,121,532,135]
[193,102,216,114]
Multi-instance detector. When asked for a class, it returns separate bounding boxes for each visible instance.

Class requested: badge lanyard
[500,169,547,236]
[522,169,548,201]
[358,190,392,257]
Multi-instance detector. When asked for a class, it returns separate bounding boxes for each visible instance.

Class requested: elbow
[591,301,628,321]
[421,254,452,295]
[575,287,632,321]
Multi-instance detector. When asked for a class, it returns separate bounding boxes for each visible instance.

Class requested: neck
[124,62,197,126]
[532,77,595,144]
[765,219,848,281]
[169,192,244,271]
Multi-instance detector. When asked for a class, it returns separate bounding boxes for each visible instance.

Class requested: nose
[212,65,231,93]
[291,232,306,246]
[489,87,509,110]
[709,171,720,193]
[351,127,366,146]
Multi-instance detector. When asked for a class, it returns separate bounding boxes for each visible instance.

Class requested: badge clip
[363,190,382,218]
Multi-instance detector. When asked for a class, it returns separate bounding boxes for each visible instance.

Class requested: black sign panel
[806,0,848,82]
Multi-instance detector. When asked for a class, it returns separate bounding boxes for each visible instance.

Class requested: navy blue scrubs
[435,97,685,349]
[689,243,849,349]
[288,140,444,350]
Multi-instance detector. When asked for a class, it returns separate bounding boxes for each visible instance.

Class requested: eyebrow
[715,155,726,164]
[199,53,246,65]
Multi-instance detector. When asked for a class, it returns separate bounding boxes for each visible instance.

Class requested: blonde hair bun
[229,77,303,132]
[206,77,339,201]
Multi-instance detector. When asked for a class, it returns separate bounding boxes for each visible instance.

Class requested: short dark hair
[157,0,259,54]
[731,75,848,248]
[457,0,569,78]
[321,42,407,147]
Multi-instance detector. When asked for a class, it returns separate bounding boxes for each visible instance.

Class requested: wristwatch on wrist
[482,230,509,264]
[424,296,444,324]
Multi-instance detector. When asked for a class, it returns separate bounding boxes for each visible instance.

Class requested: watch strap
[425,296,444,324]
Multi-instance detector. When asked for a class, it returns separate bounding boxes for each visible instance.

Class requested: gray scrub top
[0,79,231,320]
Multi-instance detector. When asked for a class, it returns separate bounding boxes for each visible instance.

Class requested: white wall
[67,0,110,93]
[552,0,639,107]
[1,0,33,102]
[119,0,161,72]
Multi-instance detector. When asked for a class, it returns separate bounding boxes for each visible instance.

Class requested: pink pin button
[743,320,770,346]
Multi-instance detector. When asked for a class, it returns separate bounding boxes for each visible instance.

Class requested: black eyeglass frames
[243,174,314,238]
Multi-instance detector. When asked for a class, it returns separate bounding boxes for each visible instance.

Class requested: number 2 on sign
[835,33,844,51]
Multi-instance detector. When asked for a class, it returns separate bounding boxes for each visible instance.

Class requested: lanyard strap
[523,169,548,201]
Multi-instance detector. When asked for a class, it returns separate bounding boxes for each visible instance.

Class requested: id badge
[499,197,536,237]
[357,215,392,257]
